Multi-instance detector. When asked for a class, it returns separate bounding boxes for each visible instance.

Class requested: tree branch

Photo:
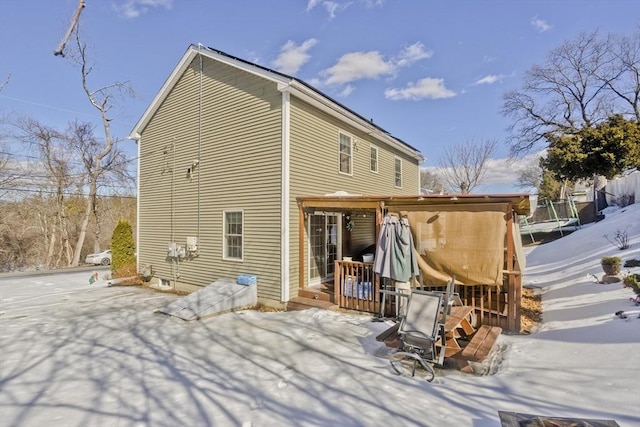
[53,0,85,57]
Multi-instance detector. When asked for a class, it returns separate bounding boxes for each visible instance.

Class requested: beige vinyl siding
[289,97,419,195]
[287,97,420,296]
[348,214,376,255]
[138,57,283,301]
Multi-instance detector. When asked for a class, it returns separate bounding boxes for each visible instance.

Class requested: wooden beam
[298,204,305,293]
[505,202,517,333]
[299,200,380,209]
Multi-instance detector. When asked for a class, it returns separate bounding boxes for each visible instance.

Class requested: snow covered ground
[1,204,639,427]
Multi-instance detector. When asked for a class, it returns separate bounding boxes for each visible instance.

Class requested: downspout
[172,137,177,289]
[197,43,203,249]
[134,134,141,276]
[280,90,291,302]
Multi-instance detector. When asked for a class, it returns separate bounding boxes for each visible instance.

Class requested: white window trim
[338,131,353,176]
[280,90,291,302]
[370,145,379,173]
[394,156,403,188]
[223,209,244,261]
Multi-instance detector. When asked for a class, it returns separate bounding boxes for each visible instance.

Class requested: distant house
[130,44,424,309]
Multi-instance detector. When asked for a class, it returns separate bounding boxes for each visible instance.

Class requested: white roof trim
[130,45,424,162]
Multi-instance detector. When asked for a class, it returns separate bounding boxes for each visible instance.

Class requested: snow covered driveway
[1,268,638,427]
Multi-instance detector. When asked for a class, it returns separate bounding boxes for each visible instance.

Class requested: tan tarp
[513,221,526,271]
[389,203,511,286]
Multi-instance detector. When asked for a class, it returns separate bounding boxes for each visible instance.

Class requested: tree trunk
[594,175,608,214]
[93,195,101,253]
[71,179,96,266]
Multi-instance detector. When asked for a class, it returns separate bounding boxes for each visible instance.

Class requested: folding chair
[389,289,449,382]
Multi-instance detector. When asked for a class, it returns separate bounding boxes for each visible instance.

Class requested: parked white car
[85,250,112,266]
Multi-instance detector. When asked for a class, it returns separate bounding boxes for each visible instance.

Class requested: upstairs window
[370,145,378,173]
[223,210,243,260]
[339,133,352,175]
[394,157,402,188]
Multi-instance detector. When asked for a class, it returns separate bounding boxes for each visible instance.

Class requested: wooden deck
[332,260,522,333]
[375,307,502,370]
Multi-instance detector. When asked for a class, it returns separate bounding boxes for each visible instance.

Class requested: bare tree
[516,164,542,191]
[420,169,443,194]
[604,32,640,120]
[0,199,44,271]
[53,0,85,57]
[67,120,131,255]
[55,11,135,266]
[0,150,24,200]
[502,30,640,156]
[14,117,76,267]
[0,74,10,92]
[0,74,17,199]
[439,138,498,194]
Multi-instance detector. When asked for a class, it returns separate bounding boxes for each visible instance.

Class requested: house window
[370,146,378,173]
[339,132,352,175]
[223,210,243,260]
[394,157,402,188]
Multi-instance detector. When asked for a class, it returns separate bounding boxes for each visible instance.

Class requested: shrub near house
[111,220,137,280]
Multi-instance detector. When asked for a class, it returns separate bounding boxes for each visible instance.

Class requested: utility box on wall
[167,242,185,258]
[186,236,198,252]
[167,242,178,258]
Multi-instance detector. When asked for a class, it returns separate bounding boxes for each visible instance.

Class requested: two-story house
[130,44,424,309]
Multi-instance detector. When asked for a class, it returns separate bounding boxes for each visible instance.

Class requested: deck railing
[417,280,520,332]
[334,261,380,313]
[334,260,521,333]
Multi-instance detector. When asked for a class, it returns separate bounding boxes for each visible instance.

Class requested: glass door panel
[308,213,341,287]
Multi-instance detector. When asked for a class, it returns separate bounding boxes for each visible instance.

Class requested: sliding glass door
[308,213,341,287]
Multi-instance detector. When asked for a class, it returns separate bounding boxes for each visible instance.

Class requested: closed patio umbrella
[373,214,419,282]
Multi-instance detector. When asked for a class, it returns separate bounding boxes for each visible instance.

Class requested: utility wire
[0,187,136,199]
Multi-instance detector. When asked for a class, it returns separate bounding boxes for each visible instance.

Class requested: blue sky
[1,0,638,193]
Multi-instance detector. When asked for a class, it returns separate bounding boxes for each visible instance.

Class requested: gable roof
[130,44,424,162]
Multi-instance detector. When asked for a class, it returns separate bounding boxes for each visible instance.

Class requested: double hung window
[370,146,378,173]
[339,133,352,175]
[394,157,402,188]
[223,210,243,260]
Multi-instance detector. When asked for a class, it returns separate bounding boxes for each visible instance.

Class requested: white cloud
[307,0,348,19]
[245,51,262,66]
[362,0,385,7]
[338,84,355,97]
[394,42,433,68]
[317,42,432,95]
[307,0,382,19]
[114,0,173,19]
[307,0,322,10]
[384,78,456,101]
[531,16,551,33]
[474,74,505,85]
[323,1,340,18]
[321,51,394,85]
[480,152,545,185]
[271,39,318,75]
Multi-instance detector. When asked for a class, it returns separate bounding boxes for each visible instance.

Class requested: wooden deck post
[298,203,305,294]
[505,202,521,333]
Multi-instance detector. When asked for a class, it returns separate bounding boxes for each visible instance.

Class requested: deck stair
[286,296,339,311]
